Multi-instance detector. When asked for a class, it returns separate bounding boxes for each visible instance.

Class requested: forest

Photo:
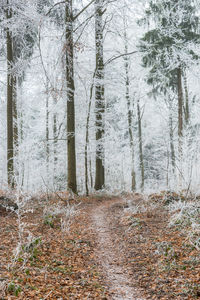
[0,0,200,299]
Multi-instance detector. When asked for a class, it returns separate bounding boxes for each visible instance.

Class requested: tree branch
[105,50,139,66]
[45,1,66,16]
[73,0,95,21]
[74,13,94,33]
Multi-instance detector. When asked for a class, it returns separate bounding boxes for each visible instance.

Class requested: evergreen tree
[139,0,200,94]
[139,0,200,185]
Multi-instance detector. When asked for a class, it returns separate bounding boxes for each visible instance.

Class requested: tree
[137,97,144,191]
[2,0,41,188]
[65,0,95,194]
[65,0,77,194]
[94,0,105,190]
[139,0,200,185]
[6,1,14,188]
[123,28,136,191]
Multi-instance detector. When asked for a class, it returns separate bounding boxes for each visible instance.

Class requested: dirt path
[88,197,144,300]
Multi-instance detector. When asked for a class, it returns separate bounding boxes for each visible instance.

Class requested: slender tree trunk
[124,29,136,191]
[85,94,92,195]
[183,70,189,125]
[137,99,144,191]
[19,86,24,143]
[166,149,169,188]
[13,76,19,184]
[85,70,96,195]
[46,83,49,179]
[6,3,14,188]
[169,103,175,174]
[53,109,57,182]
[13,76,18,151]
[94,0,105,190]
[177,67,183,187]
[66,0,77,194]
[85,141,89,195]
[89,157,93,189]
[18,85,24,187]
[178,67,183,142]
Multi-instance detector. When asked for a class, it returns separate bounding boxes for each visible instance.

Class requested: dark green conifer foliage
[139,0,200,94]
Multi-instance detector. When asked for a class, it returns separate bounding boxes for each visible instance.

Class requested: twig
[44,290,53,299]
[105,50,139,66]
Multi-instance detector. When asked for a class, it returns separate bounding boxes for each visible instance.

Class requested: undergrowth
[169,200,200,250]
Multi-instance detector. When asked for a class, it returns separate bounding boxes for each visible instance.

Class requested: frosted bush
[188,223,200,250]
[43,203,79,232]
[61,205,78,232]
[169,201,200,227]
[168,200,188,212]
[169,200,200,250]
[125,202,147,214]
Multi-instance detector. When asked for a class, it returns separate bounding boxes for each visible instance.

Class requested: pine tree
[139,0,200,185]
[139,0,200,94]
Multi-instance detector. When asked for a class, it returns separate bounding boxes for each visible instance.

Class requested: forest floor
[0,193,200,299]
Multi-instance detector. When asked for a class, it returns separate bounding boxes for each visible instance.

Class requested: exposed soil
[90,198,143,299]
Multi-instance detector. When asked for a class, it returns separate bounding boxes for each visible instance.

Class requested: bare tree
[183,70,189,125]
[94,0,105,190]
[177,67,183,186]
[137,98,144,191]
[45,82,50,180]
[6,1,14,188]
[65,0,77,193]
[123,26,136,191]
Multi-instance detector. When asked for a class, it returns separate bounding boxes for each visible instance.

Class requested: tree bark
[13,76,18,152]
[85,77,94,195]
[183,70,189,125]
[137,99,144,191]
[46,83,49,180]
[178,68,183,140]
[124,33,136,191]
[169,102,175,175]
[53,110,57,183]
[6,3,14,188]
[177,67,183,187]
[169,113,176,173]
[66,0,77,194]
[94,0,105,190]
[85,128,89,195]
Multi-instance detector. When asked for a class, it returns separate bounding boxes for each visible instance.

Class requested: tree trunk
[89,157,93,189]
[6,3,14,188]
[85,70,96,195]
[177,67,183,187]
[46,83,49,180]
[13,76,18,152]
[85,138,89,195]
[137,99,144,191]
[169,103,175,174]
[85,85,93,195]
[124,29,136,191]
[94,0,105,190]
[66,0,77,194]
[18,85,24,187]
[183,70,189,125]
[53,109,57,183]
